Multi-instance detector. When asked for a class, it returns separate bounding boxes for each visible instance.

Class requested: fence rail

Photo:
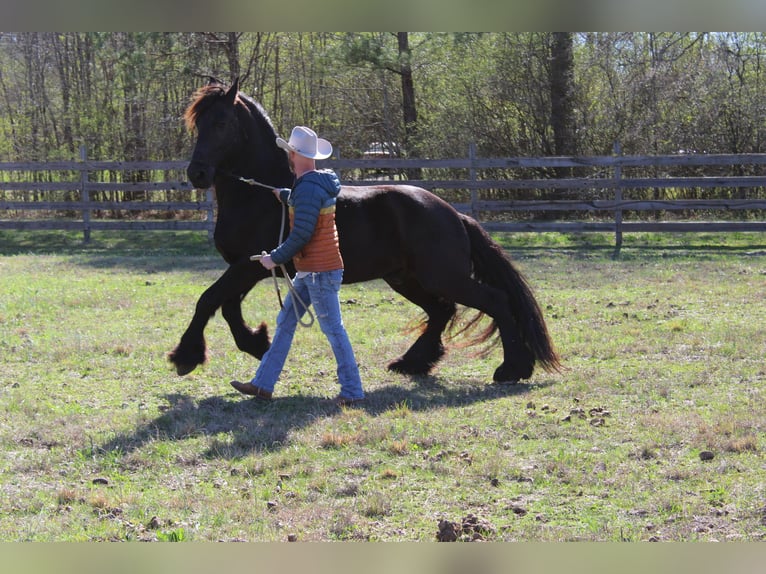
[2,144,766,247]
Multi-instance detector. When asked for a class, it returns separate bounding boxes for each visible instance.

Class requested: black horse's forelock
[184,84,226,131]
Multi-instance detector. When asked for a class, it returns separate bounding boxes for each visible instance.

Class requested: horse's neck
[214,178,285,249]
[236,147,293,189]
[242,114,293,188]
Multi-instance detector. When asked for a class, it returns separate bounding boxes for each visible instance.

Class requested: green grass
[0,230,765,541]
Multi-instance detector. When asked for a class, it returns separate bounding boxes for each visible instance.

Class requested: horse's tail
[458,215,561,374]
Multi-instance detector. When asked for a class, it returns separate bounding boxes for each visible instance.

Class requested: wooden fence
[0,148,209,243]
[2,144,766,248]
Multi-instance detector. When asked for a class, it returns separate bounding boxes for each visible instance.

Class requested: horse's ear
[225,77,239,103]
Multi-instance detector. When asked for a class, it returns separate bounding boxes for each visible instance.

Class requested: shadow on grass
[0,229,217,255]
[72,253,228,274]
[0,229,230,273]
[96,379,548,460]
[509,243,766,265]
[4,230,765,270]
[495,231,766,262]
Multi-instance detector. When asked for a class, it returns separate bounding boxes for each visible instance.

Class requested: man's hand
[259,253,277,270]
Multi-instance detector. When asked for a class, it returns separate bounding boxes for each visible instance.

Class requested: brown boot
[230,381,273,400]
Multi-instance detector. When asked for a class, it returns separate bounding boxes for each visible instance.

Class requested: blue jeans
[250,269,364,400]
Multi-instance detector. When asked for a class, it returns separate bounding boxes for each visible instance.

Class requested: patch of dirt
[436,513,495,541]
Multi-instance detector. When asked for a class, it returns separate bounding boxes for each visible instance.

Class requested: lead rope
[243,179,314,328]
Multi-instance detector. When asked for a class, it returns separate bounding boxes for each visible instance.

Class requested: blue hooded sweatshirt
[270,169,343,271]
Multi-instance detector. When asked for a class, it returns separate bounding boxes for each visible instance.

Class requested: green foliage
[3,32,766,222]
[157,528,186,542]
[3,32,766,164]
[340,32,396,69]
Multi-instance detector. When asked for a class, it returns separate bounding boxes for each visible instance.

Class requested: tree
[550,32,576,157]
[338,32,420,159]
[396,33,418,159]
[3,32,766,183]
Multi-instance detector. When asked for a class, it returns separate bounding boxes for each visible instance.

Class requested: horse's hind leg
[385,276,456,376]
[424,275,534,383]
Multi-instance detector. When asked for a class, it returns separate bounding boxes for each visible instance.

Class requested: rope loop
[249,203,314,328]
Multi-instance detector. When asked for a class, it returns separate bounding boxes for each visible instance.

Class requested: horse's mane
[184,83,279,140]
[239,93,280,140]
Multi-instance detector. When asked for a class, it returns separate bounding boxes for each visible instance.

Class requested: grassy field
[0,230,764,542]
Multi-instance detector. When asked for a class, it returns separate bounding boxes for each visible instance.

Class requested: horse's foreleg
[168,284,220,375]
[221,298,270,360]
[168,261,264,376]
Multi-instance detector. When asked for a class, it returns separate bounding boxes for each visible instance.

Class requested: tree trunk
[549,32,577,204]
[224,32,241,83]
[550,32,576,157]
[397,32,421,179]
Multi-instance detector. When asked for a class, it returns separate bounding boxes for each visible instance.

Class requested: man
[230,126,365,406]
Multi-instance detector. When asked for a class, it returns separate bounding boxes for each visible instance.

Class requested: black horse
[169,78,560,383]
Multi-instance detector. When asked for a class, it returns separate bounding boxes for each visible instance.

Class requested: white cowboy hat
[276,126,333,160]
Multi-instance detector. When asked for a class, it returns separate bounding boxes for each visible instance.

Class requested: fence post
[469,142,478,220]
[79,145,91,243]
[613,140,623,253]
[335,148,341,181]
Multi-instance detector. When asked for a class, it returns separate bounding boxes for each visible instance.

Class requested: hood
[298,169,341,199]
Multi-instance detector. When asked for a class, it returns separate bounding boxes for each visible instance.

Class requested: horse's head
[185,77,248,189]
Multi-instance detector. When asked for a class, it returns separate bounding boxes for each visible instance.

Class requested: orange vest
[290,205,344,272]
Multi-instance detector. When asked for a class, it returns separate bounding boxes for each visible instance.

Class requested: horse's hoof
[168,343,207,376]
[387,359,409,374]
[247,321,271,360]
[168,351,202,376]
[387,358,430,376]
[493,363,530,384]
[175,363,197,376]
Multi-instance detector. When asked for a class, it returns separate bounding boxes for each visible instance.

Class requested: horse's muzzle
[187,160,215,189]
